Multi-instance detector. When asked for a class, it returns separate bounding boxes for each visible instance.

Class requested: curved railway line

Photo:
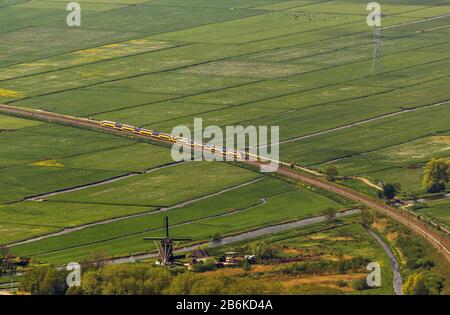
[0,103,449,263]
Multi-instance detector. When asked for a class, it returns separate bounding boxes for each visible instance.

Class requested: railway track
[1,104,449,262]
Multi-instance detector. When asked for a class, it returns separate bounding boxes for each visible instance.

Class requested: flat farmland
[48,161,262,206]
[416,198,450,228]
[1,0,450,273]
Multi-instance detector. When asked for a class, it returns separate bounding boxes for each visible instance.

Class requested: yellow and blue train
[99,120,242,160]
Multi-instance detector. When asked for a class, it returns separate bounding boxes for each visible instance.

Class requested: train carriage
[140,128,153,137]
[100,120,116,128]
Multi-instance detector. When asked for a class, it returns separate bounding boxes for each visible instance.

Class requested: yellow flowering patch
[0,89,22,98]
[430,136,450,145]
[76,48,103,55]
[32,160,64,168]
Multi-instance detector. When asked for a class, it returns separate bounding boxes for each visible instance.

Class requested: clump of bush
[211,233,222,242]
[335,280,348,288]
[252,243,282,260]
[350,278,370,291]
[395,235,434,270]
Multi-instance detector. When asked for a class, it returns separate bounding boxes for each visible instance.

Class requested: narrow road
[365,227,403,295]
[1,104,449,263]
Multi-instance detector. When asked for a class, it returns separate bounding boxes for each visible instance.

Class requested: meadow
[1,0,450,273]
[10,177,342,263]
[191,217,394,295]
[415,198,450,228]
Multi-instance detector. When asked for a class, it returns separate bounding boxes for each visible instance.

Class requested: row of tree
[20,264,280,295]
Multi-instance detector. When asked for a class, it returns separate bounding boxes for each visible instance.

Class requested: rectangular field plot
[0,37,177,82]
[93,101,228,127]
[13,1,127,12]
[323,135,450,176]
[92,71,255,97]
[244,102,393,141]
[361,58,450,88]
[0,123,131,168]
[0,26,133,68]
[366,167,425,194]
[0,222,59,245]
[243,84,393,110]
[151,10,362,44]
[81,3,261,34]
[146,0,281,9]
[10,177,294,258]
[339,80,450,111]
[291,0,433,15]
[29,188,340,263]
[61,143,174,172]
[180,60,314,79]
[279,105,450,166]
[0,118,180,203]
[14,90,178,117]
[0,7,67,34]
[417,198,450,229]
[48,162,262,206]
[149,102,288,133]
[0,114,42,130]
[0,165,123,204]
[1,44,258,103]
[0,202,154,231]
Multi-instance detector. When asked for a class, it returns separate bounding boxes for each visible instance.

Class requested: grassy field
[187,217,394,295]
[415,198,450,228]
[2,0,446,196]
[10,177,342,263]
[0,118,186,203]
[48,161,261,206]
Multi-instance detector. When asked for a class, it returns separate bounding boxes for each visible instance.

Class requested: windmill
[143,216,191,266]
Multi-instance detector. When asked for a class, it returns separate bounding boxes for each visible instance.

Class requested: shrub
[403,271,444,295]
[191,260,217,273]
[211,233,222,241]
[20,266,68,295]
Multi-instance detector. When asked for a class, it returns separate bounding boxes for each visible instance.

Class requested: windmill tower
[143,216,191,266]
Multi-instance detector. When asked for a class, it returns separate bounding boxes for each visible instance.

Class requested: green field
[10,176,342,263]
